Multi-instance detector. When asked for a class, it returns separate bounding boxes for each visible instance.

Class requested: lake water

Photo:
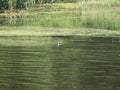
[0,36,120,90]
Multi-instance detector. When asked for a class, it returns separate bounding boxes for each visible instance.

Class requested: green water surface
[0,36,120,90]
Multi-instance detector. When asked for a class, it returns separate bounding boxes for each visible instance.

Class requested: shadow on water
[0,36,120,90]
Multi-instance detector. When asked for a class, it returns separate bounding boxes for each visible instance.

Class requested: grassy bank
[0,26,120,47]
[81,0,120,30]
[26,1,120,30]
[0,26,120,37]
[0,1,120,30]
[0,1,120,46]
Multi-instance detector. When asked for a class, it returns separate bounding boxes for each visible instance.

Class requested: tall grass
[24,3,82,28]
[24,1,120,30]
[81,0,120,30]
[81,15,120,30]
[0,1,120,30]
[24,12,81,28]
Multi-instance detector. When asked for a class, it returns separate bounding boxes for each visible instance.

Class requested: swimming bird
[57,41,62,47]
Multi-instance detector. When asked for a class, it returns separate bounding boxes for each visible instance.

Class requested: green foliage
[15,0,27,9]
[0,0,79,11]
[0,0,9,10]
[56,0,78,3]
[8,0,16,9]
[0,1,120,30]
[23,13,81,28]
[0,0,33,10]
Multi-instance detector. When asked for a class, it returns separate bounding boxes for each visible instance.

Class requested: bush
[0,0,9,10]
[16,0,28,9]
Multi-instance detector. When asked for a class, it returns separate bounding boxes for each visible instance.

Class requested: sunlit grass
[80,0,120,30]
[0,1,120,30]
[0,26,120,37]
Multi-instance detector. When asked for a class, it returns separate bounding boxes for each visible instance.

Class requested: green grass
[0,1,120,30]
[80,0,120,30]
[24,13,81,28]
[0,26,120,47]
[0,26,120,37]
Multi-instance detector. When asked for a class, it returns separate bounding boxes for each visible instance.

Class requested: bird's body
[57,41,62,47]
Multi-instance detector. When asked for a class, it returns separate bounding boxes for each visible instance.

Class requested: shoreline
[0,26,120,37]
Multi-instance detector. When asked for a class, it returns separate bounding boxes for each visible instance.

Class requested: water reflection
[0,36,120,90]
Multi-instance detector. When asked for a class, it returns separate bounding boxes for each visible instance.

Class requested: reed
[24,12,81,28]
[24,1,120,30]
[0,1,120,30]
[81,0,120,30]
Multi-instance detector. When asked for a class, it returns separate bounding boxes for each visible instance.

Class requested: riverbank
[0,2,120,30]
[0,1,120,37]
[0,26,120,37]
